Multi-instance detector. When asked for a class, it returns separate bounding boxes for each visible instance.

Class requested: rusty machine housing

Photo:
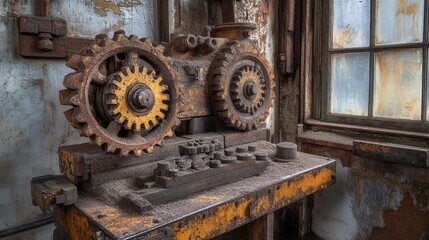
[31,20,277,217]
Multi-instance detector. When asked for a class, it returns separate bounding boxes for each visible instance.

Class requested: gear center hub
[127,83,155,114]
[243,80,258,100]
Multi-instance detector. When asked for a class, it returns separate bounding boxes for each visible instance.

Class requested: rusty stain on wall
[93,0,142,17]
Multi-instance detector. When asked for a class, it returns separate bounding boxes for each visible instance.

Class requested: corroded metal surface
[209,41,275,131]
[53,150,335,240]
[60,31,180,156]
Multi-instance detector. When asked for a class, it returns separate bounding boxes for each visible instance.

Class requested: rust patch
[93,0,141,17]
[370,194,429,239]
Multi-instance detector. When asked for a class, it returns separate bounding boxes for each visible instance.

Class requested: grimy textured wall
[0,0,276,239]
[0,0,156,235]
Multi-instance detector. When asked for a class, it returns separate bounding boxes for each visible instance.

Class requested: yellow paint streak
[174,168,334,240]
[94,0,141,17]
[55,206,96,240]
[357,143,390,154]
[274,168,333,203]
[174,198,251,240]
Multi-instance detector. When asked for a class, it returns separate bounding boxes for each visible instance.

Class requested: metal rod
[0,217,54,238]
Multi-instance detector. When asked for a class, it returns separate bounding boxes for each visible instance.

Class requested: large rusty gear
[59,30,180,156]
[209,41,275,131]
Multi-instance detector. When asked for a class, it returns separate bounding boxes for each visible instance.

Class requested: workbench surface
[55,141,336,240]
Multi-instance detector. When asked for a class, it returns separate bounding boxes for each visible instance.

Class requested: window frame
[313,0,429,133]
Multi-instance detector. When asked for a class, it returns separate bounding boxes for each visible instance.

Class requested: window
[318,0,429,131]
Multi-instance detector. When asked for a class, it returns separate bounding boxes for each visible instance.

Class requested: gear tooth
[63,108,78,127]
[82,124,95,137]
[128,34,139,41]
[140,38,152,46]
[119,149,130,157]
[66,54,83,70]
[113,30,127,42]
[72,108,85,123]
[90,44,102,54]
[92,136,105,146]
[156,140,164,147]
[59,89,72,105]
[95,34,109,46]
[81,56,92,67]
[134,123,141,131]
[105,144,116,153]
[134,149,143,156]
[144,146,154,154]
[166,129,174,137]
[155,44,165,52]
[69,93,80,105]
[63,72,82,90]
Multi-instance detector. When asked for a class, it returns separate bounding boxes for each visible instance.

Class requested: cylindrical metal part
[236,153,254,161]
[274,142,297,162]
[248,145,257,152]
[255,152,268,161]
[157,162,171,176]
[236,147,246,153]
[209,160,222,168]
[214,152,224,160]
[225,149,235,156]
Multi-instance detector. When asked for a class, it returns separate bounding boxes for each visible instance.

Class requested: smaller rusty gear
[105,66,170,131]
[230,65,266,114]
[209,41,275,131]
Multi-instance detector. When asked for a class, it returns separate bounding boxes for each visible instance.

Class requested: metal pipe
[0,217,54,238]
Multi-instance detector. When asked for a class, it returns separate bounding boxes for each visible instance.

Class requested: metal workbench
[52,140,336,240]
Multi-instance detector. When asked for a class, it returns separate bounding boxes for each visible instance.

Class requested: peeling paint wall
[302,138,429,239]
[0,0,277,238]
[0,0,155,234]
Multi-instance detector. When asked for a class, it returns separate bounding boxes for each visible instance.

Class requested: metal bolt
[274,142,297,162]
[132,88,154,109]
[225,149,235,156]
[236,153,253,161]
[214,152,224,160]
[236,147,246,153]
[243,80,258,100]
[168,169,179,177]
[248,145,257,152]
[143,181,156,189]
[209,160,222,168]
[255,152,268,161]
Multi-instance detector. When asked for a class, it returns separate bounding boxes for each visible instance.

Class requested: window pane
[375,0,424,45]
[374,49,422,120]
[331,0,370,49]
[330,53,370,116]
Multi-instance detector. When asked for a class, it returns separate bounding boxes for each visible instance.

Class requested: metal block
[31,175,77,214]
[353,140,429,168]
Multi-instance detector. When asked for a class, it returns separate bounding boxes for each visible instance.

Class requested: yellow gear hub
[233,66,265,114]
[109,65,170,131]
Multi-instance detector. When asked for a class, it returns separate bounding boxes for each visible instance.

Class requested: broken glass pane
[375,0,424,45]
[331,0,370,49]
[330,53,370,116]
[374,49,422,120]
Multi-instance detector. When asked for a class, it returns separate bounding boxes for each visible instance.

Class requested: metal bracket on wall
[17,0,93,58]
[17,16,93,58]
